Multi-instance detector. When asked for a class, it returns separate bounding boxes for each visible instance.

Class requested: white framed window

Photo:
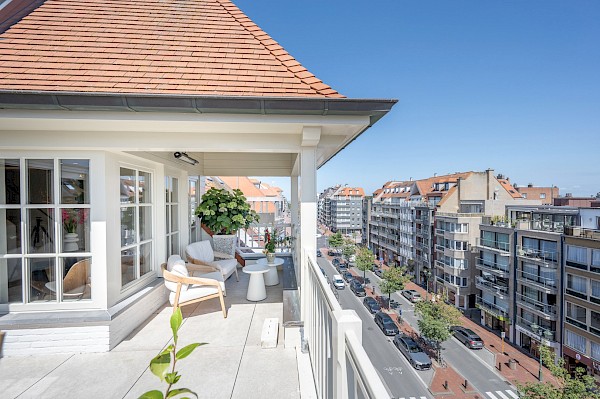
[1,158,92,304]
[120,167,153,288]
[592,249,600,267]
[165,176,179,257]
[539,193,546,199]
[567,274,587,294]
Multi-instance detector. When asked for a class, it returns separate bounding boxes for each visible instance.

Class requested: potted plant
[264,228,279,263]
[195,188,259,256]
[62,209,86,252]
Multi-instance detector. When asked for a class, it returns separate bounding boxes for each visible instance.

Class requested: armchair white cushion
[185,241,239,282]
[166,255,225,293]
[161,261,227,318]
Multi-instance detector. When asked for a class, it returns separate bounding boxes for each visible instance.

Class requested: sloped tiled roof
[0,0,343,97]
[498,178,523,199]
[334,187,365,198]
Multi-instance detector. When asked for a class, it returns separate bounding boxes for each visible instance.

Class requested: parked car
[374,311,399,336]
[332,257,341,266]
[393,334,432,370]
[342,271,354,282]
[317,249,322,257]
[336,262,348,272]
[374,269,384,278]
[451,326,484,349]
[363,297,381,314]
[332,274,345,290]
[402,289,422,303]
[328,250,336,256]
[349,280,366,297]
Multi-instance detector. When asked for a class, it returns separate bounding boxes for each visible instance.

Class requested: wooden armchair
[161,263,227,318]
[185,240,239,282]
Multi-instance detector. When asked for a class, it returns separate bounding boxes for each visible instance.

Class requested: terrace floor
[0,267,304,399]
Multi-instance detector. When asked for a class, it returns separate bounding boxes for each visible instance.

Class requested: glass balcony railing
[475,277,508,295]
[516,245,558,265]
[516,316,556,342]
[476,237,510,252]
[475,257,509,276]
[475,296,510,321]
[516,293,557,318]
[517,270,557,291]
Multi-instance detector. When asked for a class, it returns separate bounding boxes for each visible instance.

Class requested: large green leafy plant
[195,188,259,235]
[139,308,205,399]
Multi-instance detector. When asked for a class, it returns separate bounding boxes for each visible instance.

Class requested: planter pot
[63,232,79,252]
[266,252,276,264]
[212,234,237,257]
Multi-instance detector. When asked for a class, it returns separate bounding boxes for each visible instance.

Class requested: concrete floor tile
[112,312,173,352]
[231,346,300,399]
[17,350,155,399]
[0,354,72,399]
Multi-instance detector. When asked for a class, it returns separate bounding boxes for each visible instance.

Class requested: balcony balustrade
[516,316,556,342]
[517,270,557,292]
[475,276,508,296]
[304,250,389,397]
[475,296,510,321]
[516,293,557,319]
[476,237,510,252]
[516,245,558,266]
[475,258,509,276]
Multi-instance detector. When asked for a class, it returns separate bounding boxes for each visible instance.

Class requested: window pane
[567,245,587,264]
[139,205,152,241]
[28,208,54,253]
[121,207,135,246]
[171,204,178,232]
[61,208,90,253]
[121,248,136,286]
[170,233,179,257]
[29,257,56,302]
[138,171,151,204]
[2,208,21,254]
[61,257,91,301]
[120,168,135,204]
[592,311,600,329]
[165,176,170,202]
[592,280,600,298]
[171,178,178,202]
[140,242,152,276]
[1,159,20,205]
[27,159,54,204]
[593,250,600,267]
[0,258,22,303]
[60,159,89,204]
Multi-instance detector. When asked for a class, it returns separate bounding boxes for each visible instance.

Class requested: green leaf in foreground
[176,343,206,360]
[138,390,164,399]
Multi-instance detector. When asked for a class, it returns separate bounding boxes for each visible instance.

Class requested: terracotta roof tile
[0,0,343,97]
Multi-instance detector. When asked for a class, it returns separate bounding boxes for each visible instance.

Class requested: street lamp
[530,323,553,381]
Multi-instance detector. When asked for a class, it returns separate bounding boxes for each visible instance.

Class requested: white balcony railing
[303,250,389,398]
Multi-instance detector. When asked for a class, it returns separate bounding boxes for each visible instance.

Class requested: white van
[332,274,345,290]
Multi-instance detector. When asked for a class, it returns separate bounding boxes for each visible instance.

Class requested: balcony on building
[516,269,558,293]
[516,316,557,343]
[475,275,508,297]
[475,237,511,253]
[516,293,557,320]
[475,257,509,277]
[516,245,558,267]
[475,296,510,322]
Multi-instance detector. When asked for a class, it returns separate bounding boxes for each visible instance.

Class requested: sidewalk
[405,281,559,388]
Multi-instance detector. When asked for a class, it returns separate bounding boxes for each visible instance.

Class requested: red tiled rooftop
[0,0,343,97]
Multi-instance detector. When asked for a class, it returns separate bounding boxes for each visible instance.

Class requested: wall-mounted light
[174,152,198,165]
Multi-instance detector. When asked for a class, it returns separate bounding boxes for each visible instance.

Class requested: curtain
[539,268,556,287]
[567,245,587,264]
[523,262,537,278]
[591,279,600,298]
[568,274,587,293]
[497,233,509,251]
[565,330,586,353]
[591,341,600,362]
[522,237,537,251]
[593,250,600,267]
[540,240,557,261]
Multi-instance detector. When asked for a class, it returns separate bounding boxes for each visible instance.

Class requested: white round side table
[257,257,284,286]
[242,264,269,301]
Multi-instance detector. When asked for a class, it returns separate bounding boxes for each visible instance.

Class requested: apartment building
[514,183,559,205]
[561,209,600,380]
[317,185,341,228]
[362,195,372,246]
[329,186,365,235]
[433,171,540,309]
[414,203,435,291]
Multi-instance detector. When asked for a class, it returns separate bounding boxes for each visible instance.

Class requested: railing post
[331,309,362,399]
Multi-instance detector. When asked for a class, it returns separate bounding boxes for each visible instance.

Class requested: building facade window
[592,250,600,267]
[566,302,587,329]
[120,167,153,288]
[565,329,587,353]
[567,245,587,265]
[165,176,179,258]
[592,341,600,362]
[566,274,587,298]
[1,158,92,304]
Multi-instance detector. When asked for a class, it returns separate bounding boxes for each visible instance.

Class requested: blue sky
[235,0,600,199]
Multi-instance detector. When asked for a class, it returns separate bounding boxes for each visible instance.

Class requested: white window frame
[165,176,180,258]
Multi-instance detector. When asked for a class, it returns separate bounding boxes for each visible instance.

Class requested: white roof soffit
[0,92,397,169]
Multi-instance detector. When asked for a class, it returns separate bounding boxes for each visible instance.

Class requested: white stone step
[261,317,279,349]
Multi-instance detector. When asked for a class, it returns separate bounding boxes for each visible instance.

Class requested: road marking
[496,391,510,399]
[486,392,499,399]
[506,391,519,399]
[397,397,426,399]
[383,366,402,375]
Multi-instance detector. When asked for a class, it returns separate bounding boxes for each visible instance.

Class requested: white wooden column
[299,126,319,320]
[290,175,299,276]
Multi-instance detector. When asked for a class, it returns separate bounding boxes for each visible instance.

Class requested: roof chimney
[527,183,533,188]
[566,193,572,198]
[497,173,504,179]
[433,173,437,177]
